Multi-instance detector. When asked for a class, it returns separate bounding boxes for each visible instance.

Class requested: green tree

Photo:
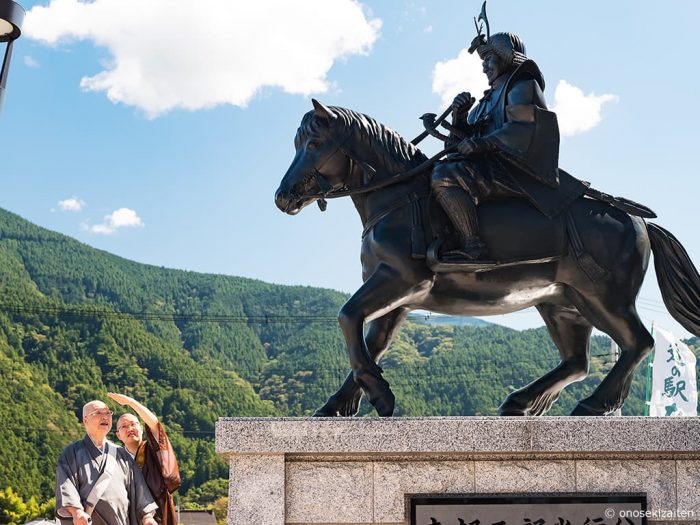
[0,487,38,525]
[211,497,228,525]
[181,479,227,507]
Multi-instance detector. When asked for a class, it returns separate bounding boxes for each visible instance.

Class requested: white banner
[649,325,698,416]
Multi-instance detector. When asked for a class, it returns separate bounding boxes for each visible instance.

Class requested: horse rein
[299,127,454,204]
[316,145,456,200]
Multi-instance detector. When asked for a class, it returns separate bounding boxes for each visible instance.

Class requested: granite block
[217,418,700,524]
[216,417,700,458]
[576,460,675,514]
[677,460,700,514]
[217,417,530,456]
[227,455,284,525]
[474,460,576,492]
[530,417,700,454]
[286,462,373,523]
[373,461,475,523]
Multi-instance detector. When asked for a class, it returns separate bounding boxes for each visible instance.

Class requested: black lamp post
[0,0,23,110]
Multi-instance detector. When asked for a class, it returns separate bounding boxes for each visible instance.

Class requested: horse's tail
[647,222,700,336]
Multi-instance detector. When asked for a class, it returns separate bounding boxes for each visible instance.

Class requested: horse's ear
[312,98,337,123]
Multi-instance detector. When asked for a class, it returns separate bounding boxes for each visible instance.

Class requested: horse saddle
[424,198,568,273]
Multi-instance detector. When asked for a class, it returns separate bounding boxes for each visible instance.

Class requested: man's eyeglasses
[87,410,113,418]
[117,421,141,431]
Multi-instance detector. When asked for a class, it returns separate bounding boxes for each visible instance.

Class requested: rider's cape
[469,59,588,218]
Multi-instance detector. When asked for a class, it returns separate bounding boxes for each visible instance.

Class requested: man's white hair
[82,400,108,419]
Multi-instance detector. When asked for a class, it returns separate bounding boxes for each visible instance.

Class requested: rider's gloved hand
[457,137,496,156]
[452,92,475,117]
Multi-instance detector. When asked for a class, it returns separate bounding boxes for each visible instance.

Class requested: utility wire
[0,295,673,324]
[0,303,338,324]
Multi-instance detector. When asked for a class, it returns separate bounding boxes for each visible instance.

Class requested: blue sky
[1,0,699,336]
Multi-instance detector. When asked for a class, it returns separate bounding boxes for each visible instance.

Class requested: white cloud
[87,223,114,235]
[432,48,488,109]
[24,55,40,68]
[432,51,617,138]
[57,197,85,212]
[24,0,381,118]
[551,80,618,137]
[107,208,143,228]
[88,208,144,235]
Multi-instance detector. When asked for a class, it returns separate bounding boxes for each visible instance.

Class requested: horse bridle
[297,126,456,209]
[293,128,356,210]
[311,131,354,200]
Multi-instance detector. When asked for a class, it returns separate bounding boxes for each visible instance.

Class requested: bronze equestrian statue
[274,3,700,417]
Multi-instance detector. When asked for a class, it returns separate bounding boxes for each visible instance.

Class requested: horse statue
[274,99,700,417]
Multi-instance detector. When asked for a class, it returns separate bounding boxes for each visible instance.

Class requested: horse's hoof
[312,392,361,417]
[497,392,529,416]
[354,368,395,417]
[312,404,339,417]
[498,408,527,416]
[570,399,605,416]
[372,390,395,417]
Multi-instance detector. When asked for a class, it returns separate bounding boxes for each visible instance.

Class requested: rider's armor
[432,31,586,261]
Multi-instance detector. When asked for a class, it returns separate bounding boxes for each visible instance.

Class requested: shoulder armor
[507,78,547,108]
[511,59,545,91]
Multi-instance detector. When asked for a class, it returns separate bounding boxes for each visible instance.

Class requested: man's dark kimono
[56,437,157,525]
[132,423,180,525]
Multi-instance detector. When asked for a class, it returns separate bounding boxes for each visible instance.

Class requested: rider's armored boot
[435,187,487,261]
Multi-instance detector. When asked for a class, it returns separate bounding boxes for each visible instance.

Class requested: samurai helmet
[468,2,527,67]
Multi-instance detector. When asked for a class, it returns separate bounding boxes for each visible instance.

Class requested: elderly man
[56,400,158,525]
[109,393,181,525]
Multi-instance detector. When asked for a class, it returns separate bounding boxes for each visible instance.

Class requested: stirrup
[441,237,487,261]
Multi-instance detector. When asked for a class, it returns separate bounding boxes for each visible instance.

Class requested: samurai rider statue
[431,3,587,261]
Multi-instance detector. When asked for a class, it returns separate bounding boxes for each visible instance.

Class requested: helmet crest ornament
[467,1,527,67]
[468,1,489,54]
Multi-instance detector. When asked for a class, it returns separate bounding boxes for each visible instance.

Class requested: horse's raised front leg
[313,307,409,417]
[336,263,429,417]
[498,303,591,416]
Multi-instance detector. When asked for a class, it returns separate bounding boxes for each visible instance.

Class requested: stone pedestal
[215,417,700,525]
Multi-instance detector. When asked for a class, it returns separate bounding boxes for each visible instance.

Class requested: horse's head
[275,99,352,215]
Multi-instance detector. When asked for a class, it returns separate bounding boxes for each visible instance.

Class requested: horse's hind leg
[313,307,409,417]
[569,295,653,415]
[498,303,592,416]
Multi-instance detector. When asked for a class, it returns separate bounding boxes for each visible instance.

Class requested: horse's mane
[295,106,428,175]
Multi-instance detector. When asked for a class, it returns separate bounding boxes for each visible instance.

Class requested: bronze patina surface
[274,2,700,418]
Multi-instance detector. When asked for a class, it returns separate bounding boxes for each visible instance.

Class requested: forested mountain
[0,207,695,519]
